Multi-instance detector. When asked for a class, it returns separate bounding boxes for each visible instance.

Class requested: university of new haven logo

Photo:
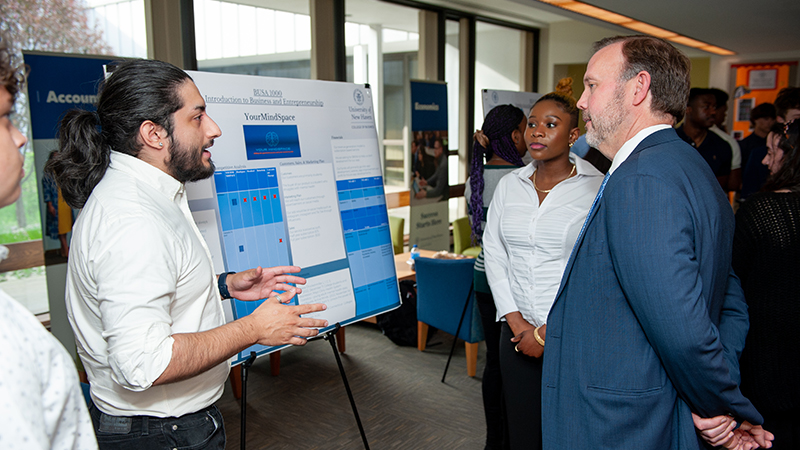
[265,131,280,147]
[353,89,365,105]
[492,91,500,104]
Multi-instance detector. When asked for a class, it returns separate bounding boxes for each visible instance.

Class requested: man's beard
[166,136,216,183]
[585,85,626,150]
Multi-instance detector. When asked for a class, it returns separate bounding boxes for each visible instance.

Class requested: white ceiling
[581,0,800,55]
[509,0,800,56]
[225,0,800,56]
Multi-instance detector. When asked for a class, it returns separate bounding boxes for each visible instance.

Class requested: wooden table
[394,249,438,282]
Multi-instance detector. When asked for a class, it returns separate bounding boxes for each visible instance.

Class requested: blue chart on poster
[338,177,397,316]
[187,71,401,364]
[214,168,289,272]
[213,168,290,355]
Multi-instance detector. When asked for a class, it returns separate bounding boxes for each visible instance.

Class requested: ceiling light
[536,0,735,55]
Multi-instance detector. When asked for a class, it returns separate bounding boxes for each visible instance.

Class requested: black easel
[441,285,474,383]
[237,325,370,450]
[240,351,257,450]
[319,323,370,450]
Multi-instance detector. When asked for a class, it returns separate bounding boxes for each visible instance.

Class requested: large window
[444,19,463,221]
[345,0,419,188]
[87,0,148,58]
[194,0,312,79]
[474,21,524,130]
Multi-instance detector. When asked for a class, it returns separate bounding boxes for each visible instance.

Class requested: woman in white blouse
[482,80,603,450]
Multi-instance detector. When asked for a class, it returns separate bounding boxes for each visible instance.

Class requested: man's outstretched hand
[227,266,306,301]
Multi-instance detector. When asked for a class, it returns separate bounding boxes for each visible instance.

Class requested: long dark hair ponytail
[469,104,526,243]
[45,59,191,208]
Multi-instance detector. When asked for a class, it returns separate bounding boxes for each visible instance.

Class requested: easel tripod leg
[240,351,257,450]
[324,324,370,450]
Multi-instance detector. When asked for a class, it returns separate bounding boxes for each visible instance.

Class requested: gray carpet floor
[216,322,487,449]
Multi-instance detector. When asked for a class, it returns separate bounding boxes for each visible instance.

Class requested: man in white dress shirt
[45,59,328,449]
[0,35,97,450]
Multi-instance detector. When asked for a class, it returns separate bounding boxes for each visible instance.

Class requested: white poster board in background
[481,88,542,119]
[184,72,400,364]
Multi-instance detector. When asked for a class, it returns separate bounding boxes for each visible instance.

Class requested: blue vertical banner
[24,52,115,140]
[409,80,450,251]
[22,51,117,357]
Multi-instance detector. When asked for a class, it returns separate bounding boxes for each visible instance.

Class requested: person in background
[708,88,743,193]
[739,103,776,171]
[46,59,328,449]
[734,119,800,449]
[0,33,97,449]
[415,137,448,200]
[465,103,528,450]
[743,90,800,200]
[483,79,604,450]
[774,87,800,123]
[677,87,733,190]
[411,139,426,178]
[42,165,73,258]
[542,35,772,450]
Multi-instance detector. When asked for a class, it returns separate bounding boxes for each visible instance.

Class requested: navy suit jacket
[542,129,762,450]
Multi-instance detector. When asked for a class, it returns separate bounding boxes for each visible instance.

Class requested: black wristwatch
[218,272,236,299]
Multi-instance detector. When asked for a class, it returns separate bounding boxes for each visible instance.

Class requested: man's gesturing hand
[245,288,328,347]
[227,266,307,301]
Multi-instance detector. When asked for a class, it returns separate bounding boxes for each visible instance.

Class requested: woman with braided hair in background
[465,104,528,450]
[483,78,603,449]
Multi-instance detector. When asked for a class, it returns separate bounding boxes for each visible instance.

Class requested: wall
[690,57,711,88]
[709,49,800,92]
[539,19,619,94]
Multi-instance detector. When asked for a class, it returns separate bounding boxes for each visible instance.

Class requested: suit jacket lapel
[552,175,607,303]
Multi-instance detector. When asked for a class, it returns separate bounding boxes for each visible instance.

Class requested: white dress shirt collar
[109,150,186,202]
[608,124,672,175]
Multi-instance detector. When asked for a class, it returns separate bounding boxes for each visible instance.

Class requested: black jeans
[90,402,225,450]
[476,291,510,450]
[499,322,542,450]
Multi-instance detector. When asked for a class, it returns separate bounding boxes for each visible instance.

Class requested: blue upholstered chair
[415,256,484,377]
[80,382,92,408]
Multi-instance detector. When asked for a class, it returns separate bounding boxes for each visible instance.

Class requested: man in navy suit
[541,36,773,450]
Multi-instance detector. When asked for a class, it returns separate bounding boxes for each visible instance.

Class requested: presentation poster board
[481,88,542,119]
[408,80,449,251]
[186,71,401,364]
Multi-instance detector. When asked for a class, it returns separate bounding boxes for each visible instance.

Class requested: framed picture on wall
[737,98,755,122]
[749,69,778,90]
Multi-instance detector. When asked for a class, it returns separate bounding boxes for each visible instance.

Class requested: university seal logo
[353,89,365,105]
